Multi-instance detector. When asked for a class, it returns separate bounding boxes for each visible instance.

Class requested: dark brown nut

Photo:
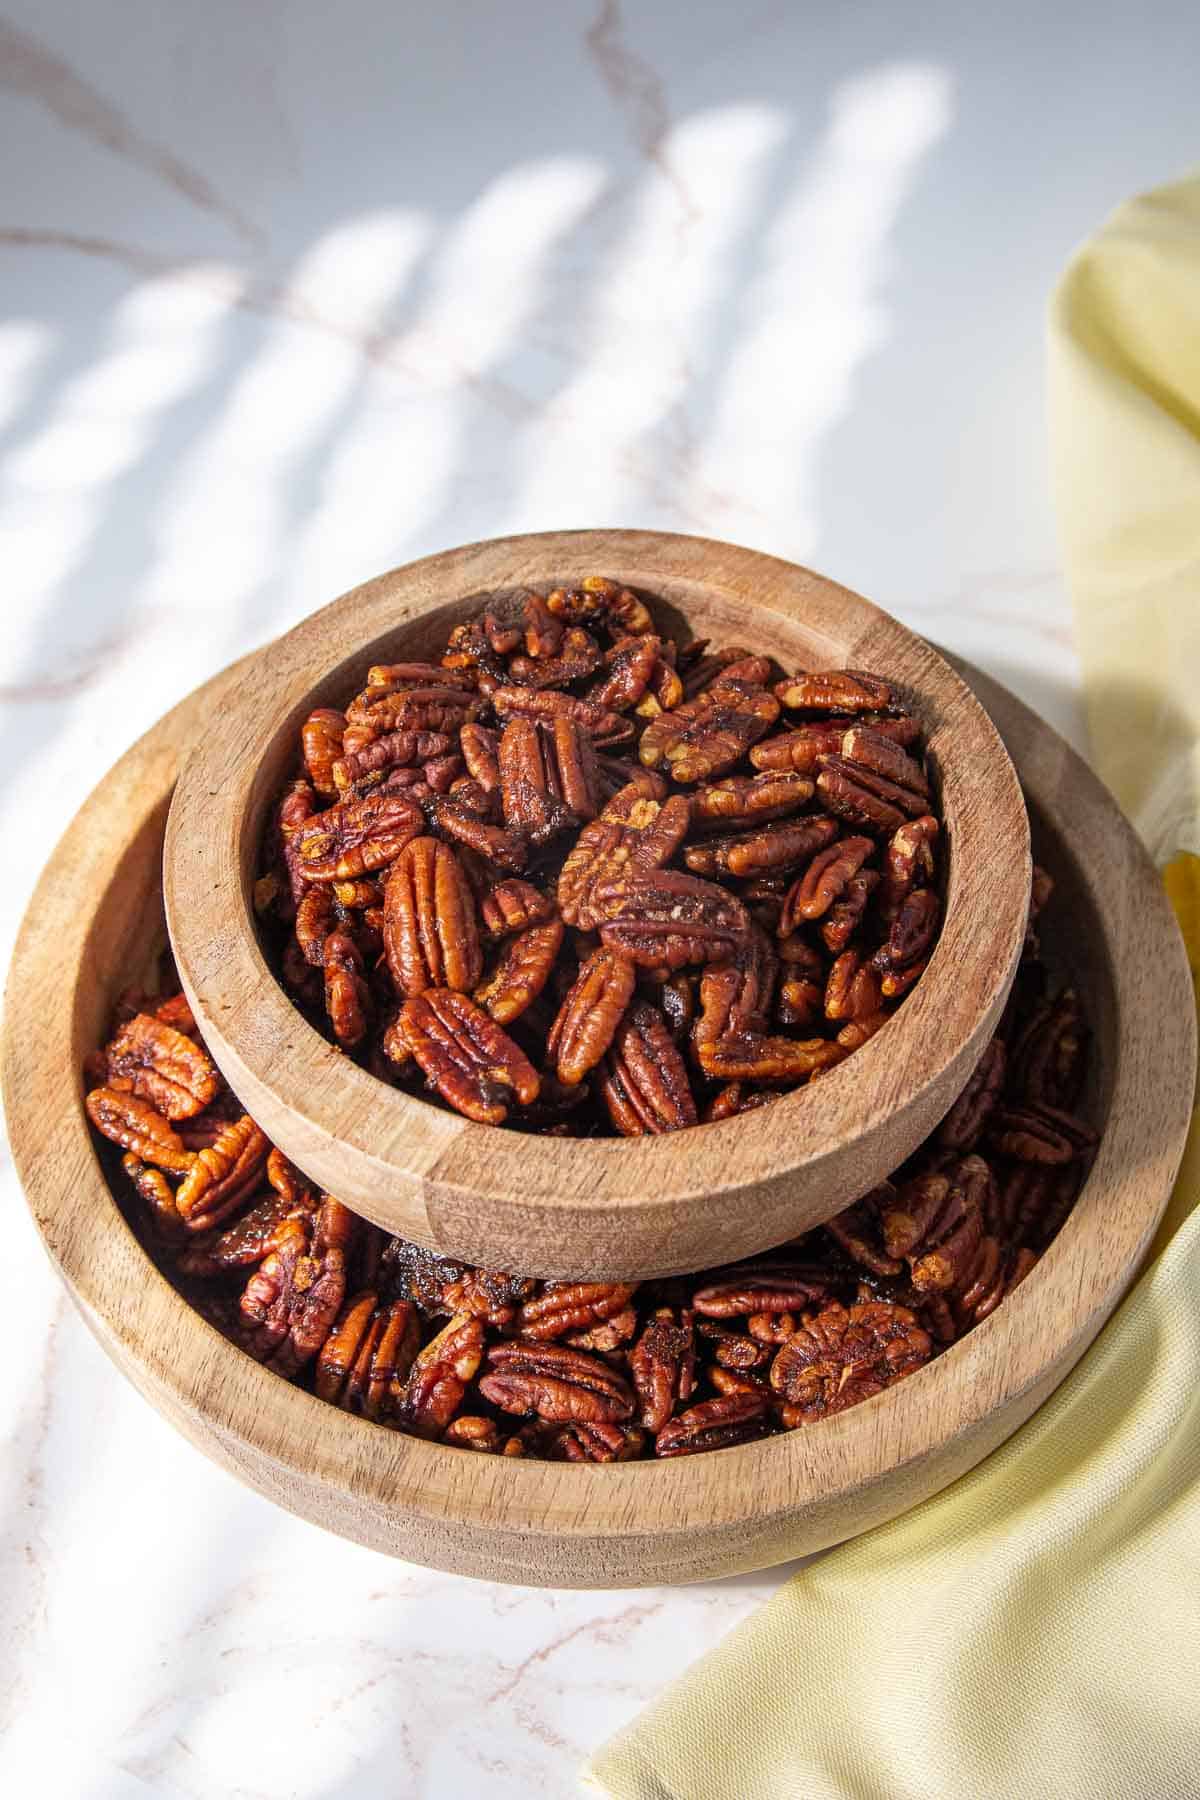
[399,988,540,1124]
[442,617,512,683]
[547,945,637,1084]
[751,722,849,774]
[690,771,814,826]
[595,870,750,970]
[816,756,928,834]
[994,1162,1082,1254]
[87,1086,195,1174]
[556,787,690,929]
[774,669,893,713]
[684,815,842,880]
[634,654,684,718]
[587,634,660,711]
[839,725,929,800]
[546,574,654,636]
[987,1103,1098,1165]
[595,756,670,802]
[300,707,346,796]
[239,1213,348,1378]
[176,1183,314,1276]
[1010,990,1087,1109]
[332,726,455,793]
[692,1264,831,1317]
[346,682,481,737]
[694,929,777,1045]
[474,918,565,1024]
[460,722,501,792]
[776,975,824,1031]
[479,878,557,937]
[878,815,940,920]
[105,1011,219,1121]
[824,949,883,1024]
[630,1307,696,1432]
[778,833,873,929]
[702,1082,780,1120]
[364,661,478,695]
[175,1115,270,1232]
[518,1282,638,1341]
[380,1236,530,1321]
[675,642,751,697]
[872,888,940,980]
[315,1294,420,1418]
[654,1392,769,1456]
[398,1312,486,1438]
[508,626,603,688]
[820,868,880,953]
[696,1030,846,1084]
[491,685,633,745]
[295,884,335,966]
[271,777,320,910]
[770,1300,932,1420]
[121,1152,187,1241]
[639,678,780,782]
[698,1318,773,1373]
[430,797,530,872]
[824,1184,904,1277]
[566,1304,639,1351]
[498,715,600,843]
[422,752,466,793]
[881,1163,985,1292]
[600,1002,698,1133]
[938,1038,1006,1151]
[322,931,371,1047]
[383,837,483,997]
[442,1415,505,1453]
[541,1421,647,1461]
[522,589,565,658]
[296,790,425,881]
[480,1340,636,1423]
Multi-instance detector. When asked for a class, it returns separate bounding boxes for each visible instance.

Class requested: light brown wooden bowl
[164,531,1031,1280]
[2,654,1192,1586]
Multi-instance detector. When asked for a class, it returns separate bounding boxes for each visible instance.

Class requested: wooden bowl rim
[3,641,1193,1554]
[162,530,1032,1269]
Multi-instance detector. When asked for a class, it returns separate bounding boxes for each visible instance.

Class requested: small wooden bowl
[164,531,1031,1279]
[3,654,1191,1586]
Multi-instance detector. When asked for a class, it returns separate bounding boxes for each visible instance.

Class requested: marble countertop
[1,3,1194,1795]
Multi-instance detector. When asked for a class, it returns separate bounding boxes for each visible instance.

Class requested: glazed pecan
[491,685,631,745]
[518,1281,638,1341]
[86,1086,195,1174]
[507,627,603,689]
[599,1002,698,1134]
[295,884,335,966]
[296,790,424,881]
[398,1312,485,1438]
[346,684,480,740]
[105,1011,219,1121]
[324,931,371,1047]
[630,1307,696,1433]
[586,633,659,712]
[315,1293,420,1418]
[545,574,654,637]
[595,870,750,970]
[541,1421,647,1461]
[988,1103,1097,1165]
[694,929,777,1044]
[479,878,557,938]
[300,707,347,796]
[873,888,940,985]
[1010,990,1087,1109]
[877,815,939,920]
[824,950,882,1024]
[684,815,840,880]
[770,1300,931,1420]
[478,1340,635,1423]
[332,726,454,793]
[881,1161,986,1292]
[938,1039,1007,1151]
[498,715,599,843]
[817,741,929,834]
[177,1185,314,1276]
[692,1263,830,1317]
[751,714,920,775]
[689,771,814,826]
[459,722,501,792]
[654,1392,769,1456]
[431,798,530,872]
[774,669,893,713]
[176,1115,270,1232]
[383,837,483,997]
[778,833,873,931]
[556,787,690,929]
[239,1213,347,1377]
[121,1152,187,1241]
[475,918,565,1024]
[399,988,540,1123]
[547,945,637,1083]
[639,678,780,782]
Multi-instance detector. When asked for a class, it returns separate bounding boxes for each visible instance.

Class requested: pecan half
[751,715,920,774]
[491,685,632,745]
[630,1307,696,1433]
[770,1300,931,1420]
[315,1293,420,1418]
[479,878,557,937]
[595,870,750,970]
[690,771,814,826]
[872,888,940,982]
[121,1152,187,1241]
[774,669,893,713]
[478,1340,635,1423]
[547,944,636,1084]
[817,750,928,834]
[332,726,454,794]
[383,837,483,997]
[176,1115,271,1232]
[654,1392,769,1456]
[878,815,940,920]
[639,678,779,782]
[692,1263,830,1317]
[881,1163,985,1292]
[86,1086,195,1174]
[778,834,873,930]
[556,788,690,929]
[541,1421,647,1461]
[586,634,659,711]
[517,1281,638,1341]
[430,798,530,872]
[296,790,424,881]
[498,715,600,843]
[239,1213,347,1377]
[545,574,654,637]
[684,815,841,880]
[399,988,540,1123]
[398,1312,486,1438]
[987,1103,1097,1165]
[301,708,346,796]
[475,918,565,1024]
[459,722,501,792]
[324,931,371,1047]
[105,1011,219,1121]
[599,1002,698,1133]
[1010,990,1087,1109]
[938,1039,1007,1151]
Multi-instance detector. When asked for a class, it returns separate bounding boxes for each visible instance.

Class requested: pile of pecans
[84,867,1097,1459]
[254,576,949,1135]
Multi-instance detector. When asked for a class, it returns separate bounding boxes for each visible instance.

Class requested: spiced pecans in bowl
[254,576,946,1138]
[163,532,1030,1278]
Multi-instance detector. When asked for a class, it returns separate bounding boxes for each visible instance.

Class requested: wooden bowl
[163,531,1031,1280]
[3,653,1192,1586]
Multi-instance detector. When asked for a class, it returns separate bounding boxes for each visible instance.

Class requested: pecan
[770,1300,931,1420]
[176,1115,270,1232]
[694,929,777,1044]
[518,1281,638,1341]
[566,1304,639,1351]
[498,715,600,843]
[541,1421,647,1461]
[630,1307,696,1432]
[774,669,893,713]
[85,1086,195,1174]
[545,574,654,636]
[315,1293,419,1418]
[274,777,320,908]
[635,654,684,718]
[778,834,873,930]
[817,750,929,834]
[872,888,940,982]
[398,1312,485,1438]
[478,1340,635,1423]
[881,1163,985,1292]
[459,722,501,792]
[596,870,750,970]
[475,918,564,1024]
[547,945,637,1084]
[987,1103,1097,1165]
[690,771,814,826]
[430,797,529,872]
[824,950,882,1024]
[442,1415,505,1452]
[684,815,841,880]
[491,685,632,745]
[556,788,690,929]
[698,1318,773,1373]
[586,634,659,711]
[654,1392,769,1456]
[676,642,756,698]
[692,1264,830,1317]
[507,627,602,688]
[639,678,780,782]
[751,715,920,775]
[399,988,540,1123]
[121,1152,187,1242]
[296,790,424,881]
[346,684,480,738]
[332,726,454,793]
[177,1185,315,1276]
[820,869,879,953]
[599,1002,698,1133]
[323,931,371,1047]
[364,661,478,695]
[1010,990,1087,1109]
[479,877,557,937]
[301,707,346,796]
[522,589,564,658]
[105,1011,219,1121]
[824,1185,904,1277]
[383,837,483,997]
[295,885,336,965]
[877,815,940,920]
[659,970,696,1040]
[239,1213,347,1377]
[938,1039,1007,1151]
[703,1082,780,1120]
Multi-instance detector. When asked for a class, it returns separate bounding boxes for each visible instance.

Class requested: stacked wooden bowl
[4,532,1193,1586]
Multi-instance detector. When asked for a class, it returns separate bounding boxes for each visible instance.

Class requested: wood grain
[163,531,1032,1279]
[2,629,1193,1587]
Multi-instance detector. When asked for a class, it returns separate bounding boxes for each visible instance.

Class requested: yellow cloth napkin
[583,175,1200,1800]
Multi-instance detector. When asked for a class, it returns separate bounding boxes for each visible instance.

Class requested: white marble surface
[1,3,1195,1795]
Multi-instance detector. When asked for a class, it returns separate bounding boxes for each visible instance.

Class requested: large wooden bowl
[164,531,1031,1279]
[2,653,1192,1586]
